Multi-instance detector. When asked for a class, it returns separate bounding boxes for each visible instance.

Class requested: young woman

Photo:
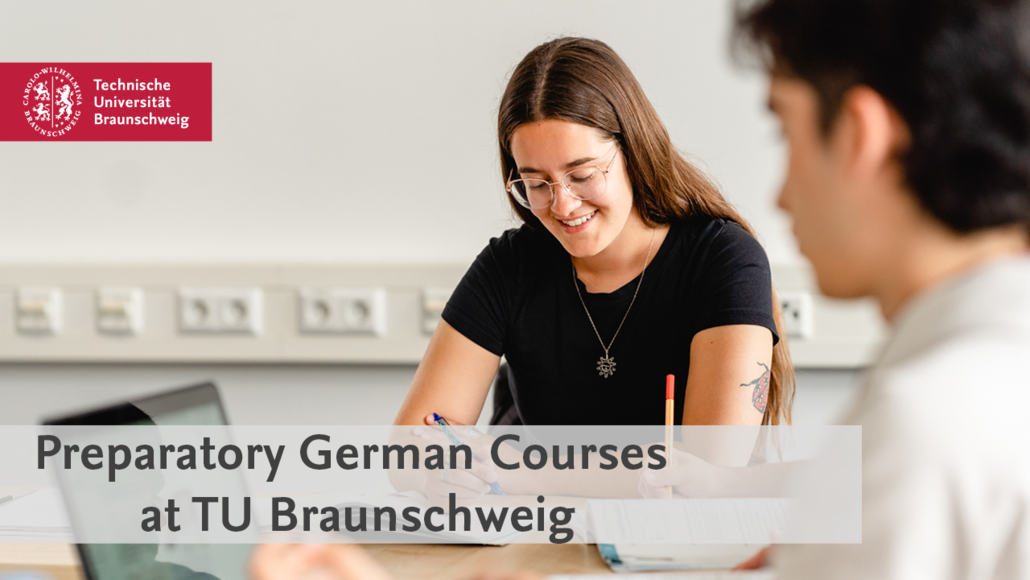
[392,37,793,501]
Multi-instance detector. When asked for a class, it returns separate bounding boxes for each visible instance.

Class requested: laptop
[43,382,253,580]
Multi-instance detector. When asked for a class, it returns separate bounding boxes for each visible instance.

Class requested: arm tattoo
[740,362,771,414]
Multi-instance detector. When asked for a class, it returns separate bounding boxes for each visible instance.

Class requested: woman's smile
[556,209,598,232]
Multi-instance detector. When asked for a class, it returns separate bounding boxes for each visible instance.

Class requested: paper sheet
[588,498,793,544]
[550,572,776,580]
[597,543,765,572]
[0,488,73,537]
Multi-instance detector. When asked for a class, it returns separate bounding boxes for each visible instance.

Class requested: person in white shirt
[250,0,1030,576]
[649,0,1030,577]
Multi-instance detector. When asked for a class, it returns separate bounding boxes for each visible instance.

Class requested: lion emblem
[32,103,50,122]
[22,67,82,137]
[55,85,74,121]
[33,82,50,102]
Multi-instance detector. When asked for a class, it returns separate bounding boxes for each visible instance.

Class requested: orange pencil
[665,374,675,499]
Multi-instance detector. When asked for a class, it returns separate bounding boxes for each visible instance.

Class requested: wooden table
[0,543,85,580]
[0,487,613,580]
[0,542,611,580]
[366,544,610,579]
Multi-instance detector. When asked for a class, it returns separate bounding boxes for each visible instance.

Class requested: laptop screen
[44,382,253,580]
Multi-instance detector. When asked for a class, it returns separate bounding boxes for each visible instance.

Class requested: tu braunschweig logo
[22,67,82,137]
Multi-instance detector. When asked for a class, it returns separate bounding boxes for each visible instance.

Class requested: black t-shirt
[442,216,778,426]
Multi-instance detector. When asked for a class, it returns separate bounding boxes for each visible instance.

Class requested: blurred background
[0,1,880,426]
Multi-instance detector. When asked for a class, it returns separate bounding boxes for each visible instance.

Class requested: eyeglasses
[506,142,620,210]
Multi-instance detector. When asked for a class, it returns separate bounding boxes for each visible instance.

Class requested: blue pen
[432,413,504,495]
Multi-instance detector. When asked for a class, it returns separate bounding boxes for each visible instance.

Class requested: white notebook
[0,488,73,537]
[596,543,765,572]
[551,573,775,580]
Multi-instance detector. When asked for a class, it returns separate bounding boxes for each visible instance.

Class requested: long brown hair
[498,37,795,425]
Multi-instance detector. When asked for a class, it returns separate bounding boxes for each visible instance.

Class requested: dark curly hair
[734,0,1030,235]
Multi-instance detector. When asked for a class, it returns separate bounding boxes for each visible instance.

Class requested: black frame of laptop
[42,382,229,580]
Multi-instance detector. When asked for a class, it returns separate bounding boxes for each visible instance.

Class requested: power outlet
[421,288,452,335]
[16,287,62,335]
[179,288,263,335]
[97,287,144,335]
[299,288,386,336]
[779,291,814,339]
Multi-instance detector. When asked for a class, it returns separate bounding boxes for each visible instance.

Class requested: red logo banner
[0,63,211,141]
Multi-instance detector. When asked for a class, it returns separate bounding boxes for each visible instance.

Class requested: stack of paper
[596,543,764,572]
[588,498,793,544]
[0,488,73,538]
[551,572,775,580]
[587,498,792,572]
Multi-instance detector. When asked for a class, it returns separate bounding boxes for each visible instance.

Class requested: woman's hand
[732,546,772,570]
[468,572,545,580]
[637,448,726,498]
[388,321,500,497]
[249,544,391,580]
[411,419,500,508]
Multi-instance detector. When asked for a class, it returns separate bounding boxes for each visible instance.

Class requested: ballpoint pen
[432,413,505,495]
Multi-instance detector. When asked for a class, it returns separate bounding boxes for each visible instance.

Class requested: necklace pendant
[597,355,616,378]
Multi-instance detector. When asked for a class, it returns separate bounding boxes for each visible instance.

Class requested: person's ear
[837,86,910,181]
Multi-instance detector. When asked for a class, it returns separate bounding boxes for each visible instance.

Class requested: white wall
[0,1,861,427]
[0,0,798,265]
[0,363,859,427]
[0,363,421,425]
